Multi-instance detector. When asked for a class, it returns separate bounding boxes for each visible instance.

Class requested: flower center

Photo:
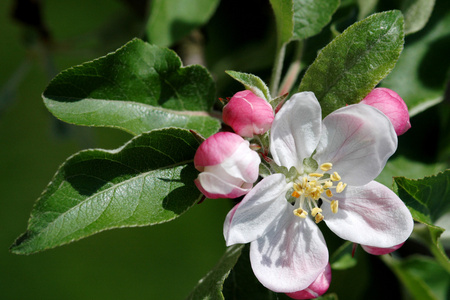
[291,162,347,223]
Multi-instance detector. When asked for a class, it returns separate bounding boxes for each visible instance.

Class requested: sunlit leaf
[11,128,202,254]
[43,39,220,138]
[299,11,404,116]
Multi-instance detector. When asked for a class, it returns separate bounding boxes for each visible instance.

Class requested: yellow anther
[309,173,323,178]
[326,189,333,197]
[315,213,324,224]
[330,172,341,181]
[324,180,333,188]
[330,200,339,214]
[308,180,317,187]
[292,190,301,198]
[336,182,347,193]
[293,208,308,218]
[320,163,333,171]
[311,207,322,217]
[293,183,301,191]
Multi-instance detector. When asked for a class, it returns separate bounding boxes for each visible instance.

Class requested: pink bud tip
[361,88,411,135]
[361,243,404,255]
[193,132,261,199]
[285,264,332,299]
[223,90,274,138]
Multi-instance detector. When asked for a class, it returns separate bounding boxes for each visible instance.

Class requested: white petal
[221,140,261,182]
[224,174,290,246]
[195,173,249,199]
[270,92,322,170]
[323,181,414,248]
[314,104,397,186]
[250,207,328,293]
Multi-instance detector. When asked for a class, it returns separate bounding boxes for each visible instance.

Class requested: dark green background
[0,1,230,299]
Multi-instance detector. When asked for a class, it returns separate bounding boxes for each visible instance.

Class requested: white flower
[223,92,414,293]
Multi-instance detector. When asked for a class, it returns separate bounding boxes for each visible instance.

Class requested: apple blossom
[223,90,274,138]
[361,87,411,135]
[223,92,414,293]
[285,264,332,299]
[194,132,260,199]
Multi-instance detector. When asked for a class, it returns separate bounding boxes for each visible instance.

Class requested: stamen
[309,173,323,178]
[330,200,339,213]
[320,163,333,171]
[330,172,341,181]
[293,208,308,218]
[326,189,333,197]
[292,190,301,198]
[336,182,347,193]
[315,213,324,224]
[311,207,322,217]
[323,180,333,188]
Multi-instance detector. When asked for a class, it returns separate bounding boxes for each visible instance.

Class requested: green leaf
[146,0,220,47]
[381,0,449,116]
[383,255,450,300]
[292,0,340,40]
[186,245,244,300]
[401,0,436,35]
[394,170,450,271]
[299,10,405,116]
[395,170,450,225]
[225,70,271,101]
[43,39,220,138]
[11,128,202,254]
[269,0,294,48]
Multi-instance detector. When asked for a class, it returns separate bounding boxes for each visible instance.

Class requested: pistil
[290,162,346,222]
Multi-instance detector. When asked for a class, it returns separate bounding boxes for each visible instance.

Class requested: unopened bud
[361,88,411,135]
[223,90,274,138]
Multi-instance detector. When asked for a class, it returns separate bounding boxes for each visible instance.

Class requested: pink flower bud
[361,88,411,135]
[194,132,260,199]
[223,90,274,138]
[285,264,332,299]
[361,242,404,255]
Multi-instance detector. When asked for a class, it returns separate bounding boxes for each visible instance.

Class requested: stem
[278,40,304,96]
[269,43,287,98]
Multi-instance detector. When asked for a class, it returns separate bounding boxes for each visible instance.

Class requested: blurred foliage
[1,0,449,299]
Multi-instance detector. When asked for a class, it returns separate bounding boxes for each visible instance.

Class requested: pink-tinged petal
[223,90,274,138]
[314,104,397,186]
[249,208,328,293]
[323,181,414,248]
[361,88,411,135]
[286,263,332,299]
[208,139,260,183]
[270,92,322,171]
[224,174,290,245]
[361,243,404,255]
[194,132,245,170]
[195,173,250,199]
